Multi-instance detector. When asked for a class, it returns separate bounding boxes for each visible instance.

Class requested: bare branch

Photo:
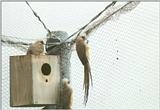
[1,35,35,52]
[64,1,117,43]
[84,1,140,37]
[25,1,51,34]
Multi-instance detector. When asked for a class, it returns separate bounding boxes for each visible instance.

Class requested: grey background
[0,2,2,110]
[1,0,160,2]
[2,2,160,110]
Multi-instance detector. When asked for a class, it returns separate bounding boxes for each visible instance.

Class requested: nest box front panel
[31,55,60,104]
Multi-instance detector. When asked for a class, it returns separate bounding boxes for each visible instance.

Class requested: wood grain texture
[32,55,60,105]
[10,55,33,106]
[10,55,60,107]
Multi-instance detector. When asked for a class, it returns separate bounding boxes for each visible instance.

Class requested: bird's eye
[81,36,85,39]
[40,41,44,44]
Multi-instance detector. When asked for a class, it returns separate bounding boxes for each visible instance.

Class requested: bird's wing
[76,43,88,65]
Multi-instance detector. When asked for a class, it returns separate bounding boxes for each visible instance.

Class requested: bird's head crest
[62,78,70,84]
[36,40,44,44]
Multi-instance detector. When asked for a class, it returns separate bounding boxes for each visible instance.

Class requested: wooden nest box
[10,55,60,107]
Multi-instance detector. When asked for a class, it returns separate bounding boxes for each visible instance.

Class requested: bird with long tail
[76,36,93,105]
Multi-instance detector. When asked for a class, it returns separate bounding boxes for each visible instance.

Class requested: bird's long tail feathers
[83,62,93,105]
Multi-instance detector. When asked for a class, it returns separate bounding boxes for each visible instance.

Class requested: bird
[61,78,73,109]
[76,36,93,105]
[27,40,44,55]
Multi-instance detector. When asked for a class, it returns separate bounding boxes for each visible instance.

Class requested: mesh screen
[2,2,160,110]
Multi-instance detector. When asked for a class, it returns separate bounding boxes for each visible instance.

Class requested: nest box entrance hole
[41,63,51,82]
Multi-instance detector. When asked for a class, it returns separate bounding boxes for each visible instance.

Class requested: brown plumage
[27,40,44,55]
[76,36,93,105]
[62,78,73,109]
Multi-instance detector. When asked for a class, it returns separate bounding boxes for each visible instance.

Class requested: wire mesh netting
[2,2,160,110]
